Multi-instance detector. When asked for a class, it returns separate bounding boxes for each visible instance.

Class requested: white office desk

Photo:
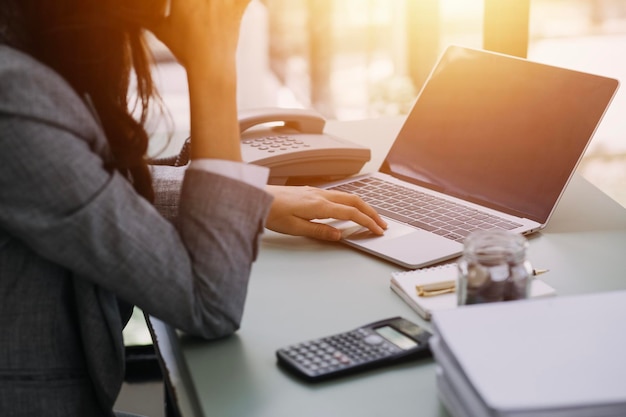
[151,117,626,417]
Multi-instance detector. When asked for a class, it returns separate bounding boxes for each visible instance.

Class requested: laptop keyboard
[329,177,522,242]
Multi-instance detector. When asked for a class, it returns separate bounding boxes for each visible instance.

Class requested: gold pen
[416,280,456,297]
[416,269,549,297]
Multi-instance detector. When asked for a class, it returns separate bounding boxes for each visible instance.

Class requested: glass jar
[457,230,532,305]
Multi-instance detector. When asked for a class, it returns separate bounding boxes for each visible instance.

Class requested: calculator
[276,317,432,381]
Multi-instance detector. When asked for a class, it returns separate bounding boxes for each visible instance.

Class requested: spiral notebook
[390,263,556,320]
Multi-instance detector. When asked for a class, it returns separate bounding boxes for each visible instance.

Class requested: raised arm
[149,0,250,162]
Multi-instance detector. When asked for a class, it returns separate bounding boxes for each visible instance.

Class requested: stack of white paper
[430,290,626,417]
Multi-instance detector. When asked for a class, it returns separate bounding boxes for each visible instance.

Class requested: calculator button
[363,335,384,345]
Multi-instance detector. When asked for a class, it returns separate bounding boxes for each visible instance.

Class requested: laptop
[322,45,619,269]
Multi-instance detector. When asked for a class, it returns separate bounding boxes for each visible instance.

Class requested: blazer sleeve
[150,164,186,224]
[0,50,274,339]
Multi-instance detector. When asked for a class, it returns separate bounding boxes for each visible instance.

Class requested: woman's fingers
[320,189,387,231]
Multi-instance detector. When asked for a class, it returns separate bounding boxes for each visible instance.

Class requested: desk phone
[239,108,370,185]
[276,317,432,381]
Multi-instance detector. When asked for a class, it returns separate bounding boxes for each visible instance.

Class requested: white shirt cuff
[188,159,269,190]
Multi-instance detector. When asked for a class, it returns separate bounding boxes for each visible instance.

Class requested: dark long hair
[0,0,162,202]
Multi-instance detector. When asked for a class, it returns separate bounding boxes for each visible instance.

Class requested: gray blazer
[0,45,273,416]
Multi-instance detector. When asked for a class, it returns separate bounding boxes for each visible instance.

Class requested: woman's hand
[265,185,388,241]
[146,0,251,69]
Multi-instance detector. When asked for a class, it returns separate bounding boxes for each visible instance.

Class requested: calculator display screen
[375,326,418,350]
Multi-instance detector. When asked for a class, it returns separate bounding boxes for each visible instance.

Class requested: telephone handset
[239,108,371,185]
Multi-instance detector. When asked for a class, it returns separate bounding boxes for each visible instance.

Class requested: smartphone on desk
[239,108,371,185]
[276,316,432,382]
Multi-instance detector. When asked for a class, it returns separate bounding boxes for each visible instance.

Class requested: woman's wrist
[186,57,242,161]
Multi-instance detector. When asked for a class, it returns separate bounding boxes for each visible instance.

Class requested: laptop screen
[380,46,618,224]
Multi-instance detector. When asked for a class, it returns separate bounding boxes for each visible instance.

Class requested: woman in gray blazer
[0,0,386,416]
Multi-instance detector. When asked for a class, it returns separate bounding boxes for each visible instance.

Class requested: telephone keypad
[243,136,311,154]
